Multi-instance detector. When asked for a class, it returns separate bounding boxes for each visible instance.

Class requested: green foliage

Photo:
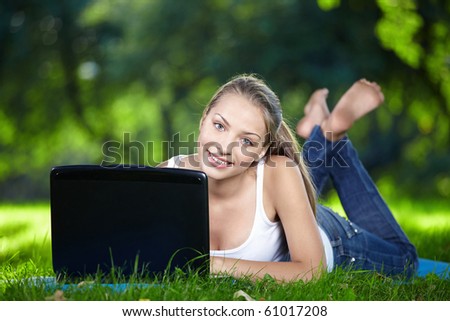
[376,0,424,68]
[0,0,449,200]
[317,0,341,11]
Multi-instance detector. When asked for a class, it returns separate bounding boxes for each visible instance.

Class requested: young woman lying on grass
[159,74,418,282]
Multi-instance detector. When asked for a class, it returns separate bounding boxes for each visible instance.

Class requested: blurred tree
[0,0,448,200]
[0,0,117,198]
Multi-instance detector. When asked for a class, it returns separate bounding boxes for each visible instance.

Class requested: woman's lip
[210,152,231,163]
[207,151,233,166]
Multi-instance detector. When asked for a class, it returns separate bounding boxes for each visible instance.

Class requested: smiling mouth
[207,151,233,167]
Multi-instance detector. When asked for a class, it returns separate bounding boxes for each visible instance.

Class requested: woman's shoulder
[261,155,308,220]
[263,155,304,191]
[264,155,300,175]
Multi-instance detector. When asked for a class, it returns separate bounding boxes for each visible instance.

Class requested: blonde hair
[201,74,317,215]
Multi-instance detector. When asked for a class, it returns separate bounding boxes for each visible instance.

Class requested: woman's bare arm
[210,156,326,282]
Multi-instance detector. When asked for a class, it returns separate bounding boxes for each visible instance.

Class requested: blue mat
[417,258,449,279]
[13,258,449,292]
[19,277,156,291]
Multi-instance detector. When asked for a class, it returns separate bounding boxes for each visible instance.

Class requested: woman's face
[198,93,268,181]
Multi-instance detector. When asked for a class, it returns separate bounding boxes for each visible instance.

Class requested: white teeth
[210,153,229,166]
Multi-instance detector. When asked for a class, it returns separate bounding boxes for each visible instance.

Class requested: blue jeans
[304,126,418,277]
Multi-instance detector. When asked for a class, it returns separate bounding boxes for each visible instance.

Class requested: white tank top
[166,156,334,272]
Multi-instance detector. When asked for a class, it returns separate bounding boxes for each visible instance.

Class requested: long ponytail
[268,120,317,216]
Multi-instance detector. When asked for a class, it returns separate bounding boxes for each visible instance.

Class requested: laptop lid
[50,165,209,279]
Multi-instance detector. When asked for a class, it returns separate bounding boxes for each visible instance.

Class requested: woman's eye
[214,123,224,131]
[241,138,254,146]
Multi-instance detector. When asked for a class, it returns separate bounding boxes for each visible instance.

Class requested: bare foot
[296,88,330,139]
[321,79,384,140]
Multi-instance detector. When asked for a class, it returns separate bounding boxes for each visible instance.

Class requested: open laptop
[50,165,209,280]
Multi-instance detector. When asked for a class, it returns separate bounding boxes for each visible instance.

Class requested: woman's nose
[210,134,238,156]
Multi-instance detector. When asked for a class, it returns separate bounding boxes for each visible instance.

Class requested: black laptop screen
[50,166,209,277]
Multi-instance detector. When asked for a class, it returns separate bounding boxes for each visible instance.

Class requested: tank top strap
[166,156,175,168]
[255,158,265,212]
[166,155,185,168]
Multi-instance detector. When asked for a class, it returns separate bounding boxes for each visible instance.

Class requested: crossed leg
[296,79,384,141]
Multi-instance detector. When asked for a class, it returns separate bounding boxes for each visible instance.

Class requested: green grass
[0,204,51,268]
[0,200,448,301]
